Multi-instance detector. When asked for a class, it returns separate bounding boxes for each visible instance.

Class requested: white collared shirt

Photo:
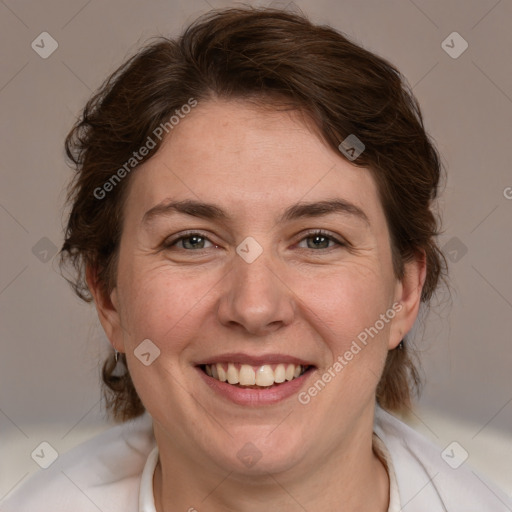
[2,404,511,511]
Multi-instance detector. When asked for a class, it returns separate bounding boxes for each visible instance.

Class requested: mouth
[194,355,316,405]
[199,362,313,389]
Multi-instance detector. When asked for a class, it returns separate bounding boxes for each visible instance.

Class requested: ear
[86,264,125,353]
[388,250,427,350]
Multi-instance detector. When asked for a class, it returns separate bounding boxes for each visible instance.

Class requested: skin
[88,98,426,511]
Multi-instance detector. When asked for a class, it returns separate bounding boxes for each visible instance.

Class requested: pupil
[309,235,328,249]
[185,236,203,249]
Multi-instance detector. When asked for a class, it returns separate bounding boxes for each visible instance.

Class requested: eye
[162,230,345,252]
[163,232,216,250]
[296,230,345,250]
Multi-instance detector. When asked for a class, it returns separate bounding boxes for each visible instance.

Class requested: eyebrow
[142,198,370,227]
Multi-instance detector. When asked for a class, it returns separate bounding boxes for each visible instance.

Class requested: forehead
[124,99,384,229]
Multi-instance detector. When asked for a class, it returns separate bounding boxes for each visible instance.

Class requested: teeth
[274,364,286,383]
[217,364,227,382]
[239,364,256,385]
[204,362,308,387]
[255,365,274,386]
[285,364,295,381]
[227,363,239,384]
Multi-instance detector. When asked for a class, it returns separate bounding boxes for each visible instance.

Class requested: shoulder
[374,405,512,511]
[0,414,155,512]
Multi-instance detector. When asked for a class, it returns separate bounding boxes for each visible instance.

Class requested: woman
[3,6,511,512]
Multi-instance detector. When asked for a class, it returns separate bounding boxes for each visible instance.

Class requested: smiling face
[91,98,424,477]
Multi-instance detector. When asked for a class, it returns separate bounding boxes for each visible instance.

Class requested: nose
[216,247,295,336]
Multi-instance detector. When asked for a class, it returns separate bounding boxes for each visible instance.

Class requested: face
[94,99,423,476]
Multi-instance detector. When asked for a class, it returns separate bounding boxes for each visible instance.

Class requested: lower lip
[196,366,315,406]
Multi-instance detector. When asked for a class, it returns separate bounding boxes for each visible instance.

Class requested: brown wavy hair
[60,6,447,422]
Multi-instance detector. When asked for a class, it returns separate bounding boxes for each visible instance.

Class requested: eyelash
[162,229,346,252]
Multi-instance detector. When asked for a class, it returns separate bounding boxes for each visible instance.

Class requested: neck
[153,406,389,512]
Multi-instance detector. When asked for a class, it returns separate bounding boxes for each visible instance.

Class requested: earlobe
[388,251,427,350]
[85,265,124,352]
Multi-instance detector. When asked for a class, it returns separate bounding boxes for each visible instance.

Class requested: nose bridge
[217,240,294,335]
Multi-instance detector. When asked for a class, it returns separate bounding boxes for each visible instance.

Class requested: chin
[211,426,308,476]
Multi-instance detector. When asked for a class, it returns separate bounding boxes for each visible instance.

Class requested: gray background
[1,0,511,500]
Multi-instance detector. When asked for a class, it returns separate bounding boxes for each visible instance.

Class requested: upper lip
[195,353,316,367]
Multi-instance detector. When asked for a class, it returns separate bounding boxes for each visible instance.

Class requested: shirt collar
[139,445,159,512]
[373,431,401,512]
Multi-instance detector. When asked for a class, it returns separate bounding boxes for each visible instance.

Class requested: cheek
[295,264,396,412]
[116,261,218,351]
[294,261,393,349]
